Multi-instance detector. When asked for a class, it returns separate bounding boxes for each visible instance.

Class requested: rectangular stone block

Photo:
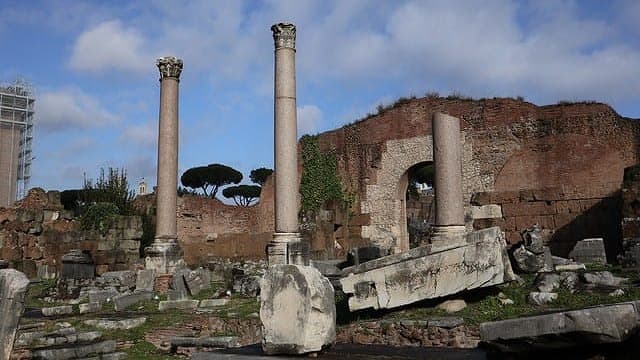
[42,305,73,317]
[135,269,156,292]
[199,299,229,308]
[502,202,556,217]
[79,302,102,314]
[158,299,199,311]
[119,240,140,251]
[569,238,607,265]
[114,290,153,311]
[88,289,119,305]
[471,205,503,219]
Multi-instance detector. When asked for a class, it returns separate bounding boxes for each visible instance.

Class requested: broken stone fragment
[512,244,553,273]
[436,299,467,313]
[260,264,336,355]
[569,238,607,265]
[480,302,640,352]
[0,269,29,360]
[527,292,557,305]
[582,271,628,287]
[340,227,515,311]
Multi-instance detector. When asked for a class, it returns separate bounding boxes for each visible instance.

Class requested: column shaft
[432,112,465,227]
[274,46,298,234]
[155,77,179,240]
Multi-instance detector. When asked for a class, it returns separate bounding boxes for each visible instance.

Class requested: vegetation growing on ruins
[300,135,346,212]
[61,167,135,216]
[180,163,243,198]
[79,202,120,234]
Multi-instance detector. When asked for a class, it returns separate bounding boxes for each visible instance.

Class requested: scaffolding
[0,78,34,206]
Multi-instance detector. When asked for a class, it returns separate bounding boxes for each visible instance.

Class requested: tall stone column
[431,112,466,247]
[145,56,184,274]
[268,23,307,265]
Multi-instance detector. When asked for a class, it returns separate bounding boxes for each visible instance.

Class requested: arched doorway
[398,162,435,249]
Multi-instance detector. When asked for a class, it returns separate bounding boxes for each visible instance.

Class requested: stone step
[16,329,102,349]
[83,317,146,330]
[31,340,117,360]
[76,352,127,360]
[170,336,239,351]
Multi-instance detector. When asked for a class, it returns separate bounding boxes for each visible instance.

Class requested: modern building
[0,79,34,207]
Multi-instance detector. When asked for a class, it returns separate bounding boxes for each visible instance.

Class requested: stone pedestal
[268,23,306,265]
[60,249,95,280]
[267,233,309,266]
[431,113,466,247]
[145,241,184,275]
[145,56,184,274]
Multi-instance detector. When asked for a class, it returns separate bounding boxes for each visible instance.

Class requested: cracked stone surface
[340,227,515,311]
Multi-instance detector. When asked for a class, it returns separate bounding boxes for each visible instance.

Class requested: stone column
[431,112,466,247]
[145,56,184,274]
[268,23,307,265]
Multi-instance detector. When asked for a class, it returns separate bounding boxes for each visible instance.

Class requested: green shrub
[80,202,120,234]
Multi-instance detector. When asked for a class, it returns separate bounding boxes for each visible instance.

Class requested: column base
[267,232,309,266]
[144,240,184,275]
[430,225,467,250]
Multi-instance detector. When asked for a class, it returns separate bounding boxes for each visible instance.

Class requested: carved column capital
[156,56,183,80]
[271,23,296,50]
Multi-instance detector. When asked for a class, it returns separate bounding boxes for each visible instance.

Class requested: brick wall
[0,188,142,278]
[309,98,640,258]
[135,176,275,265]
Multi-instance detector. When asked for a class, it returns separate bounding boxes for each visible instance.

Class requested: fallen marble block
[480,301,640,352]
[0,269,30,360]
[340,227,515,311]
[260,264,336,355]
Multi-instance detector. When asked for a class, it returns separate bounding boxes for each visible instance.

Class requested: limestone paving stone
[31,340,117,360]
[84,317,146,330]
[199,299,229,308]
[41,305,73,317]
[158,299,199,311]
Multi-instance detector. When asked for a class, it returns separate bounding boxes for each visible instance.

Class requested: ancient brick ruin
[306,98,640,261]
[0,188,142,278]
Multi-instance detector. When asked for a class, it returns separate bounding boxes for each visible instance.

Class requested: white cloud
[297,104,323,136]
[119,121,157,149]
[37,88,118,131]
[69,20,148,73]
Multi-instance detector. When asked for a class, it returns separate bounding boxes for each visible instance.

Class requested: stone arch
[360,136,434,253]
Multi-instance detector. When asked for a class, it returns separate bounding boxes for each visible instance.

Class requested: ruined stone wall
[311,98,640,258]
[0,189,142,278]
[135,177,275,265]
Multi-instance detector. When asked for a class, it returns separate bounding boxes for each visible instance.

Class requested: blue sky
[1,0,639,194]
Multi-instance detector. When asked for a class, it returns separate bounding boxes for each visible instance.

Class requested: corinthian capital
[156,56,183,80]
[271,23,296,49]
